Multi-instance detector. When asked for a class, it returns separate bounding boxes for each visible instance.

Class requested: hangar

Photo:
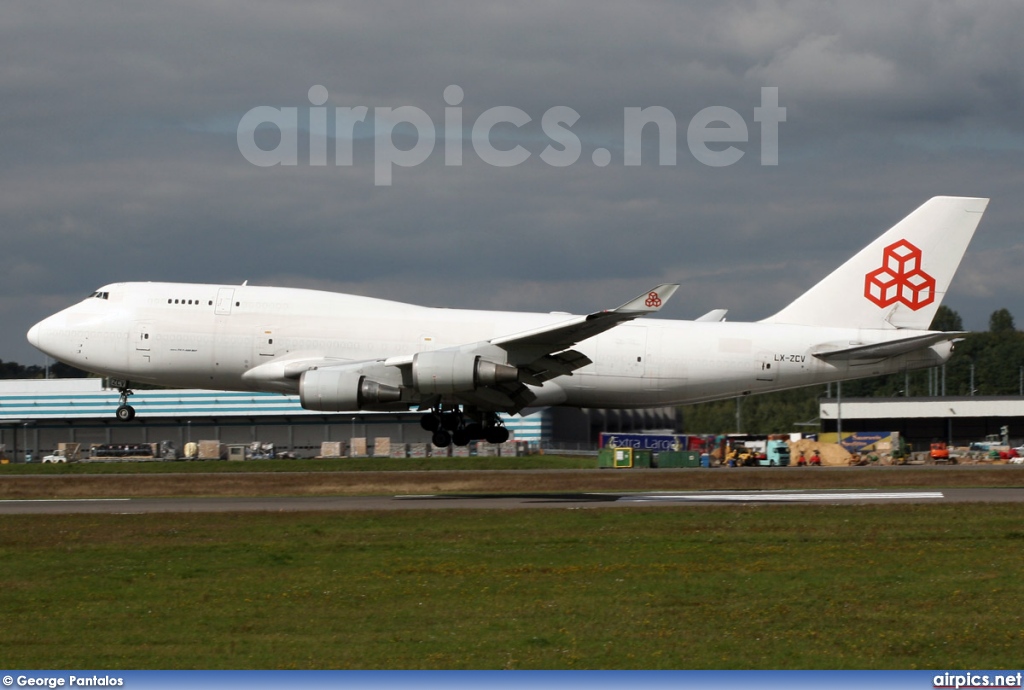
[820,396,1023,447]
[0,379,678,460]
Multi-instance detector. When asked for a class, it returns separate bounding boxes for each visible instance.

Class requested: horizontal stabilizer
[812,331,966,362]
[695,309,728,322]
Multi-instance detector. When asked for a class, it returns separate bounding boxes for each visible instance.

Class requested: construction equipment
[929,441,954,463]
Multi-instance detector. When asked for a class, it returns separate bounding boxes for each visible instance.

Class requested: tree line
[0,360,87,380]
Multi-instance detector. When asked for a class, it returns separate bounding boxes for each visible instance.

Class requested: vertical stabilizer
[762,196,989,330]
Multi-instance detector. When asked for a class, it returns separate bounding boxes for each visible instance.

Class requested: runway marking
[394,491,946,504]
[619,491,945,503]
[0,498,132,503]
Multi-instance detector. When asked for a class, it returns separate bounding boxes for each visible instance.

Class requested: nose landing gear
[115,384,136,421]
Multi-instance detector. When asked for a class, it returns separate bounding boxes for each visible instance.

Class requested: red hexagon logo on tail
[864,239,935,311]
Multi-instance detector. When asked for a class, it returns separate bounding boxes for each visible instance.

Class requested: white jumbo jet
[27,196,988,447]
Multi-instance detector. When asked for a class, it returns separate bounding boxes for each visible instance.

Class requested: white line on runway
[0,498,132,503]
[620,491,945,502]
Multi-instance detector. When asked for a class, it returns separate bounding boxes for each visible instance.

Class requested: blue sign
[600,433,687,452]
[839,431,895,452]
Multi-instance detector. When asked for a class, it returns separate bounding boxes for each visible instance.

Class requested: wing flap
[518,349,592,386]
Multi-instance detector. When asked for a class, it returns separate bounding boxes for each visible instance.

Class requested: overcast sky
[3,0,1023,364]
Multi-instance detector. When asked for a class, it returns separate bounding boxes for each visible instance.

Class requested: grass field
[2,504,1022,669]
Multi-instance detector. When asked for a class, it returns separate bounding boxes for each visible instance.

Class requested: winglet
[612,284,679,314]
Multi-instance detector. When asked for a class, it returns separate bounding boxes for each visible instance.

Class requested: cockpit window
[90,291,110,300]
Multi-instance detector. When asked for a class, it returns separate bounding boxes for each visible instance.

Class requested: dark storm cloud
[2,0,1024,363]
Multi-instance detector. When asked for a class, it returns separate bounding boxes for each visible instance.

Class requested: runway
[1,487,1022,514]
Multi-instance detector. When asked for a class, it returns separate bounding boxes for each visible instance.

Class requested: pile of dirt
[788,439,852,466]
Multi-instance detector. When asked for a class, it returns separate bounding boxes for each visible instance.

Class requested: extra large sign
[599,433,696,452]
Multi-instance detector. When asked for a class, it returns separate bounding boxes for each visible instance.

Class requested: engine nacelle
[412,351,519,394]
[300,367,403,411]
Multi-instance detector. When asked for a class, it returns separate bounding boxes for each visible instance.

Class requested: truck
[88,441,177,461]
[723,436,791,467]
[42,443,81,464]
[760,439,791,467]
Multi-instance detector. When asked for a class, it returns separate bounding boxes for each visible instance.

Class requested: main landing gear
[420,406,510,448]
[115,384,136,421]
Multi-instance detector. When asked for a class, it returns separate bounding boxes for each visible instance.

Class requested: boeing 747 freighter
[27,196,988,446]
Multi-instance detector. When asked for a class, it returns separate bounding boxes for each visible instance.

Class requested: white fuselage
[27,281,950,411]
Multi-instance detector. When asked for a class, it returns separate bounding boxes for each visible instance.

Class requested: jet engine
[412,351,519,394]
[300,367,403,411]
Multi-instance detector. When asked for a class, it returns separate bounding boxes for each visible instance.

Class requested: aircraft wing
[248,284,678,413]
[491,283,677,359]
[459,283,678,409]
[812,331,967,362]
[381,283,678,411]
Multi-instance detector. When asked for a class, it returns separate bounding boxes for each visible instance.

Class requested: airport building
[820,397,1024,447]
[5,378,1021,459]
[0,379,679,459]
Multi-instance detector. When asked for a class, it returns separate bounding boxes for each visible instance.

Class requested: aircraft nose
[27,321,42,348]
[27,315,60,355]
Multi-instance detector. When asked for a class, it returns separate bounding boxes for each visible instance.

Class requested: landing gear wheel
[452,427,471,447]
[431,430,452,448]
[463,422,484,441]
[115,383,135,421]
[420,414,440,432]
[485,426,509,444]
